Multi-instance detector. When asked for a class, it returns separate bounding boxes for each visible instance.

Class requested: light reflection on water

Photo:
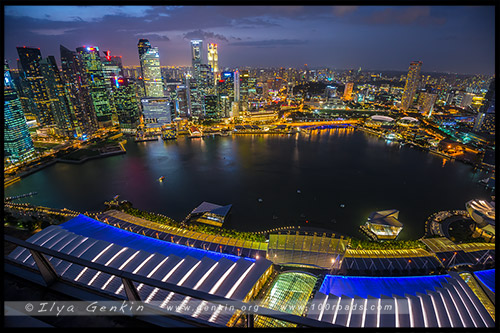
[4,129,493,239]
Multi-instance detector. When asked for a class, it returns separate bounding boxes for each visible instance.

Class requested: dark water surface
[5,128,493,239]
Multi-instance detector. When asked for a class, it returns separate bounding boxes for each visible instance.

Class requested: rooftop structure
[365,210,403,240]
[466,199,495,242]
[307,271,494,327]
[7,215,273,327]
[188,202,233,227]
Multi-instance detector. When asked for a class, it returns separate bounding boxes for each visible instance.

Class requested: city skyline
[4,4,496,75]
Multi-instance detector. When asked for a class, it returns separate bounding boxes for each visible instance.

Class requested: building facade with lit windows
[400,61,422,111]
[140,47,164,98]
[111,77,140,132]
[76,46,114,127]
[16,46,54,127]
[207,43,218,75]
[4,60,35,163]
[60,44,99,137]
[38,55,77,137]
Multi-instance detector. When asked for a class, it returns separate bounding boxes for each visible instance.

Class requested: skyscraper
[191,40,203,73]
[16,46,54,126]
[400,61,422,111]
[60,44,98,136]
[140,46,164,97]
[39,56,76,136]
[137,39,151,59]
[4,60,35,162]
[76,46,113,127]
[110,77,140,132]
[207,43,219,75]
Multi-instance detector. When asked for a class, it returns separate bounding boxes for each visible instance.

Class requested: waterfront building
[175,84,190,118]
[466,199,495,242]
[400,61,422,111]
[140,46,164,98]
[218,71,235,118]
[60,44,98,137]
[140,97,171,129]
[111,77,140,132]
[16,46,54,127]
[76,46,114,127]
[364,209,403,240]
[187,202,232,227]
[4,60,36,163]
[203,94,219,119]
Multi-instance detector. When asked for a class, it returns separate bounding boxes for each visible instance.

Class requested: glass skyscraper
[39,55,76,137]
[4,60,35,162]
[76,46,114,127]
[16,46,54,127]
[60,44,98,137]
[401,61,422,111]
[139,44,164,97]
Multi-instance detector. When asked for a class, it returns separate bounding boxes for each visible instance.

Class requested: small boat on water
[159,176,165,182]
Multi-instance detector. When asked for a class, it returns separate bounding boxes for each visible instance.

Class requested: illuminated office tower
[137,39,151,59]
[204,95,219,119]
[140,47,164,97]
[234,70,240,102]
[207,43,218,76]
[191,40,203,73]
[38,56,76,137]
[16,46,54,126]
[217,72,234,118]
[60,45,98,137]
[76,46,113,127]
[343,82,354,101]
[4,60,35,163]
[140,97,171,129]
[175,84,189,118]
[110,77,140,132]
[400,61,422,111]
[239,70,251,112]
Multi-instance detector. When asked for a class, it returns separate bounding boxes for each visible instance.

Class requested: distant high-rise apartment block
[401,61,422,111]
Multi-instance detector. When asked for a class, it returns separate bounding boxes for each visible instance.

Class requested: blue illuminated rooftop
[319,274,451,298]
[60,214,250,263]
[474,269,495,293]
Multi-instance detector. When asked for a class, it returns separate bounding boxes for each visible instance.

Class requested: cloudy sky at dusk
[4,5,495,75]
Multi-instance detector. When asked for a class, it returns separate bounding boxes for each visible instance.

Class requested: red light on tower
[105,50,111,61]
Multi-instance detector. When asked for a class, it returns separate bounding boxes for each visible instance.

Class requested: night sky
[3,5,496,75]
